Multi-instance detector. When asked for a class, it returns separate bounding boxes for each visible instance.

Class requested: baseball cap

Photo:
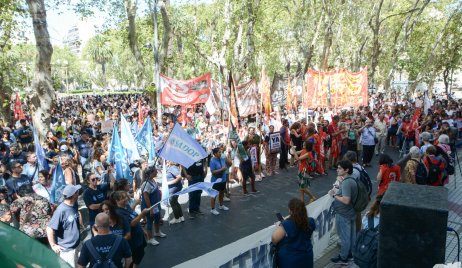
[62,185,81,198]
[60,145,68,151]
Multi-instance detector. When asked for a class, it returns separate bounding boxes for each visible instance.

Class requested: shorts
[212,182,226,192]
[132,244,146,265]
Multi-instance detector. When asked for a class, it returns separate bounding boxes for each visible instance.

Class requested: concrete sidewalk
[314,152,462,268]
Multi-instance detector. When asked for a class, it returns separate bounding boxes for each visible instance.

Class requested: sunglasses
[90,177,97,181]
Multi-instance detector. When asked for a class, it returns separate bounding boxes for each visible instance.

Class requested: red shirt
[378,164,401,196]
[401,122,415,139]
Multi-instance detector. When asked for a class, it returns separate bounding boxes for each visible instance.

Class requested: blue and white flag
[120,114,141,163]
[108,125,132,180]
[159,123,208,168]
[151,179,222,209]
[33,127,49,171]
[173,182,220,198]
[50,161,65,204]
[135,117,156,162]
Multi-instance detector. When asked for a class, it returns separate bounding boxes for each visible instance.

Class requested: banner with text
[305,68,368,108]
[175,194,335,268]
[208,79,259,117]
[160,73,211,105]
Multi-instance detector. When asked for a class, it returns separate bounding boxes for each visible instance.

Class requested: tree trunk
[443,66,450,97]
[369,0,384,86]
[0,78,12,125]
[26,0,55,138]
[160,0,174,76]
[124,0,146,88]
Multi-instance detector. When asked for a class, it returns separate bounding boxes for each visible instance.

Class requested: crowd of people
[0,93,461,267]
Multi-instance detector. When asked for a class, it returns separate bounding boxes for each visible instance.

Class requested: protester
[402,146,421,184]
[112,191,149,268]
[374,114,388,155]
[422,146,446,186]
[271,198,316,268]
[0,203,12,224]
[77,212,132,268]
[184,157,207,217]
[140,167,166,245]
[329,160,357,264]
[10,185,52,245]
[359,119,377,167]
[279,119,290,170]
[100,200,130,238]
[376,154,401,197]
[83,172,111,228]
[47,184,81,266]
[295,141,317,204]
[209,148,230,215]
[5,161,32,201]
[166,162,185,224]
[239,141,258,194]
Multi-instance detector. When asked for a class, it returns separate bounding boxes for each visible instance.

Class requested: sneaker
[255,177,262,182]
[251,189,259,193]
[210,208,220,215]
[169,218,181,224]
[180,216,185,222]
[147,238,159,246]
[154,232,167,238]
[218,204,229,211]
[223,196,231,202]
[330,255,348,264]
[195,209,204,215]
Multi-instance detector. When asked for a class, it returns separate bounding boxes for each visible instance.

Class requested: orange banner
[259,68,272,115]
[305,68,368,108]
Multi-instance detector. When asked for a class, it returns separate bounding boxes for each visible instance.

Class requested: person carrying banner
[209,148,231,215]
[184,157,207,217]
[166,162,185,224]
[264,125,279,176]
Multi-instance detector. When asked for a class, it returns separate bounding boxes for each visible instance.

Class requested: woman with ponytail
[271,198,316,268]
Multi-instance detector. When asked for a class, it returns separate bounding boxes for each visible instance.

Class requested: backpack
[436,146,454,175]
[413,158,429,185]
[353,216,379,268]
[86,235,122,268]
[353,166,373,200]
[345,177,369,212]
[425,156,444,185]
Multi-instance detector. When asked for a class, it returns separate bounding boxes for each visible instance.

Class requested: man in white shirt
[374,114,388,155]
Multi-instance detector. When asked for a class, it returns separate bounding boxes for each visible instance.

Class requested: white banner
[175,194,335,268]
[269,133,281,153]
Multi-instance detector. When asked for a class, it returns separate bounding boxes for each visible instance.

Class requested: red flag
[13,93,25,121]
[138,99,144,127]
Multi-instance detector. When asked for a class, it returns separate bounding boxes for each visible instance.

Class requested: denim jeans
[336,214,356,259]
[188,175,204,212]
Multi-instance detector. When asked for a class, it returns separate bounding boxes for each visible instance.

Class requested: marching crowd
[0,93,461,267]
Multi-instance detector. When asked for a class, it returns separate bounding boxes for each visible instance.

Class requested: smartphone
[276,212,284,222]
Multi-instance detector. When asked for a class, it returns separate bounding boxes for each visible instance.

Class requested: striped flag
[228,72,239,127]
[50,161,65,204]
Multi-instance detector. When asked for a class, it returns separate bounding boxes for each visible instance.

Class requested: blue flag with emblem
[33,127,49,172]
[159,123,208,168]
[108,125,132,181]
[135,117,156,162]
[50,161,65,204]
[120,114,141,163]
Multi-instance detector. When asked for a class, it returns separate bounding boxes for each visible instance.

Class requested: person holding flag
[209,148,232,215]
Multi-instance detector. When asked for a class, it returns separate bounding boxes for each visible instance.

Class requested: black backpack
[353,166,373,200]
[436,146,454,175]
[353,216,379,268]
[86,236,122,268]
[413,158,429,185]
